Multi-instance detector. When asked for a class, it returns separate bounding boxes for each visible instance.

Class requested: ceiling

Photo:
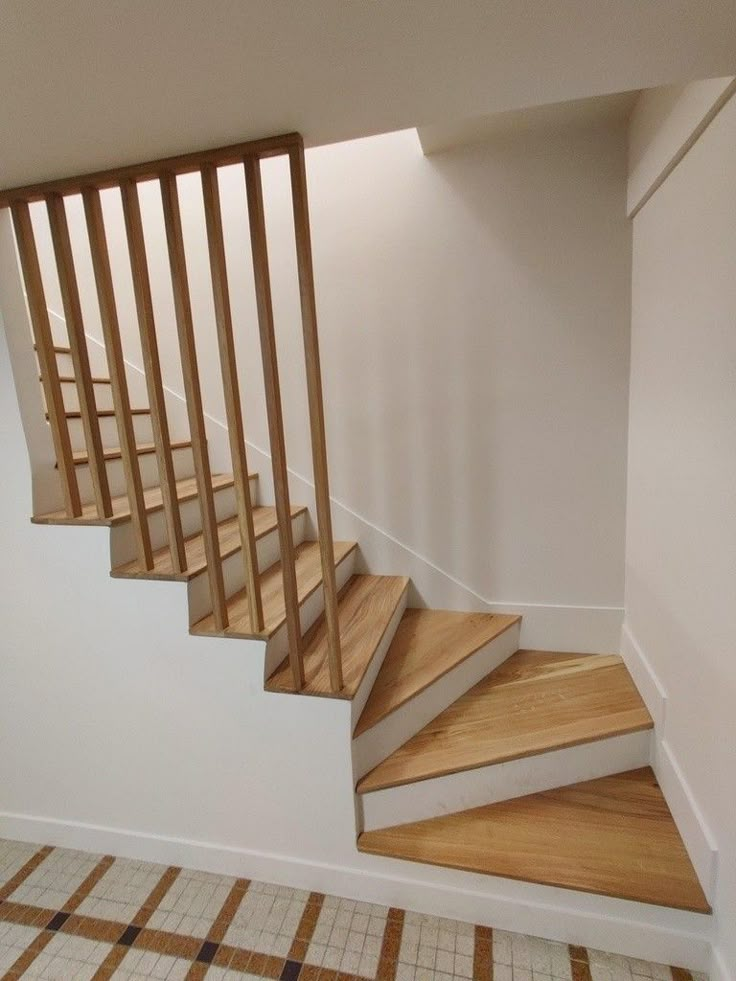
[1,0,735,189]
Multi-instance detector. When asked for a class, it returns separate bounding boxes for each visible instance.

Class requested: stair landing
[358,767,711,913]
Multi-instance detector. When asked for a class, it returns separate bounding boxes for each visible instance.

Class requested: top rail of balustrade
[0,133,302,207]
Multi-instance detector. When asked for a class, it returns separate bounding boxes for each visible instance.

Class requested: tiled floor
[0,838,707,981]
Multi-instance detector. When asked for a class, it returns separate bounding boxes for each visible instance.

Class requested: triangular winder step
[358,650,653,793]
[266,574,409,698]
[358,767,711,914]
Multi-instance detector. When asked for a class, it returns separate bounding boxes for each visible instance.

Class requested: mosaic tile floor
[0,838,707,981]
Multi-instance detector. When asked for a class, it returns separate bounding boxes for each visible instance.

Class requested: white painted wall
[26,121,632,648]
[624,92,736,980]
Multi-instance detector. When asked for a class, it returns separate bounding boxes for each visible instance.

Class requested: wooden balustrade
[1,132,344,692]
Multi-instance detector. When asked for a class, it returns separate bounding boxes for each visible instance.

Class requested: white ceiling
[418,92,641,155]
[1,0,735,189]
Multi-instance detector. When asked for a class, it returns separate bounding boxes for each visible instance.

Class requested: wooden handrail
[120,178,187,574]
[46,193,113,519]
[159,171,229,630]
[83,186,154,569]
[288,144,343,692]
[0,133,302,208]
[201,163,264,633]
[11,200,82,517]
[244,155,304,686]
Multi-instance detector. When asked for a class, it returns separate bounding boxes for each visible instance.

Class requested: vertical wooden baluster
[82,186,153,568]
[201,163,264,632]
[288,143,343,692]
[120,179,186,574]
[159,171,228,629]
[243,155,304,688]
[46,193,113,519]
[11,200,81,517]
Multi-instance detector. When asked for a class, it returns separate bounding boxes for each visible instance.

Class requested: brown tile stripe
[473,924,493,981]
[375,906,404,981]
[569,944,593,981]
[3,853,114,979]
[91,863,182,979]
[183,877,251,980]
[0,845,53,901]
[671,969,694,981]
[288,890,325,961]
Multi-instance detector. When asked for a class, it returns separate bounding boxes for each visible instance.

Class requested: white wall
[27,122,632,647]
[624,93,736,980]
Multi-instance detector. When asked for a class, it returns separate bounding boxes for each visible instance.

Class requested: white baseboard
[0,810,712,969]
[712,945,735,981]
[620,622,718,901]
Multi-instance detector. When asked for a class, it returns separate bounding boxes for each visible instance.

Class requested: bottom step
[358,767,711,914]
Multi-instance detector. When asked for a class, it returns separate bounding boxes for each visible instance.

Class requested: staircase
[0,133,711,948]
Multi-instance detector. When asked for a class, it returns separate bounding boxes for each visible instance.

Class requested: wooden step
[354,609,521,737]
[46,407,151,419]
[112,505,307,581]
[32,472,249,527]
[357,651,653,793]
[266,575,409,699]
[43,375,112,385]
[358,767,710,913]
[35,343,71,355]
[62,440,192,467]
[191,539,358,640]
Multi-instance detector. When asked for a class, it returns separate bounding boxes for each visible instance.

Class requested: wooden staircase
[0,133,712,944]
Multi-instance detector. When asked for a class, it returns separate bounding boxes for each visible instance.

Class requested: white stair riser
[186,511,309,624]
[75,446,196,500]
[352,621,521,779]
[109,483,239,566]
[263,548,358,674]
[350,588,410,727]
[359,729,653,831]
[60,381,114,413]
[65,412,153,452]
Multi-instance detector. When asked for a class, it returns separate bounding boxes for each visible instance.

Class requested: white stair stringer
[351,619,521,780]
[359,728,653,831]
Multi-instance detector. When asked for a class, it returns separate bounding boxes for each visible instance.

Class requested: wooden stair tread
[354,609,521,737]
[358,767,711,913]
[32,472,249,527]
[266,575,410,699]
[112,505,307,581]
[63,440,192,467]
[44,375,112,384]
[35,343,71,354]
[46,407,151,419]
[191,539,358,640]
[357,651,653,793]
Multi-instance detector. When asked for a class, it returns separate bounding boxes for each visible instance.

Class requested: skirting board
[620,623,718,900]
[0,810,712,969]
[712,946,735,981]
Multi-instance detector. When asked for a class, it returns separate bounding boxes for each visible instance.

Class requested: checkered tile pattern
[0,838,708,980]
